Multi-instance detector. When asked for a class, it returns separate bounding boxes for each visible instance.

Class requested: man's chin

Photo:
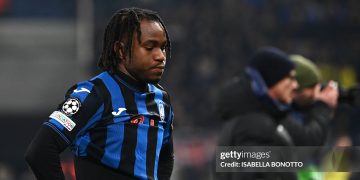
[148,78,161,84]
[145,76,162,84]
[281,98,293,105]
[135,74,162,84]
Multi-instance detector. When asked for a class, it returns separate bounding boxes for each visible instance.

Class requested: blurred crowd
[152,0,360,130]
[0,0,359,179]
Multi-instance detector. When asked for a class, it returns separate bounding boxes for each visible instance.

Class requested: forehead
[138,20,166,42]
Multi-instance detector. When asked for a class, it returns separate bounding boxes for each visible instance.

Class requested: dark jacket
[214,67,297,180]
[216,67,294,145]
[285,101,333,146]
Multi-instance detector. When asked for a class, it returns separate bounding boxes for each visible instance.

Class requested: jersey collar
[111,71,148,92]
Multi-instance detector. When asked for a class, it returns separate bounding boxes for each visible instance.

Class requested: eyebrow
[142,39,167,46]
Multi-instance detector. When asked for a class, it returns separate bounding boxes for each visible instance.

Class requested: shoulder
[216,75,262,121]
[87,71,122,95]
[219,113,278,145]
[64,72,112,102]
[152,83,170,97]
[154,83,165,91]
[233,113,277,131]
[150,83,172,100]
[65,81,95,98]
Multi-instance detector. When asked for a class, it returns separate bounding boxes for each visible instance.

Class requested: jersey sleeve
[158,105,174,179]
[162,104,174,145]
[45,81,104,145]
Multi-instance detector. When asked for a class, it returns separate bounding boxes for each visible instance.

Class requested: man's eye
[161,46,166,52]
[145,47,154,51]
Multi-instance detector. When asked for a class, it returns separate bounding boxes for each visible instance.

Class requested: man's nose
[292,80,299,89]
[154,48,166,62]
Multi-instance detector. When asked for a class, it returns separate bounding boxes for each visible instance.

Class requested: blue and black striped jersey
[45,71,174,180]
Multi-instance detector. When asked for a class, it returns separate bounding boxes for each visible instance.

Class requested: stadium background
[0,0,359,179]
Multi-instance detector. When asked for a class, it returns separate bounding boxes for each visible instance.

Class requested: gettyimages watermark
[216,146,360,172]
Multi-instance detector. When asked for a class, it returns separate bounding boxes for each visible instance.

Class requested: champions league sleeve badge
[61,98,81,116]
[48,97,80,132]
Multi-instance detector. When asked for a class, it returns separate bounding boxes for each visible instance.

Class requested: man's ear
[113,41,125,61]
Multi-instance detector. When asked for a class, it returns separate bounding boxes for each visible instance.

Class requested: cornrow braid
[98,7,171,73]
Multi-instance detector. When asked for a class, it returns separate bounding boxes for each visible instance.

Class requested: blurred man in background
[284,55,339,180]
[215,47,299,180]
[25,7,174,180]
[282,54,339,146]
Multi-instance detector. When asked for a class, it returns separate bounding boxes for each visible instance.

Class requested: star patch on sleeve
[61,98,81,116]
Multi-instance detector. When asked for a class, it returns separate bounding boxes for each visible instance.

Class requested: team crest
[62,98,81,116]
[158,101,165,123]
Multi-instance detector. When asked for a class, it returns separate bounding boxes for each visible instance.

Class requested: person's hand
[315,80,339,108]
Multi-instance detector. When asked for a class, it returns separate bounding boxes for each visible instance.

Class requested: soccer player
[25,7,174,180]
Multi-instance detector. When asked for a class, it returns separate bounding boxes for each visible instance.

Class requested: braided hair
[98,7,171,72]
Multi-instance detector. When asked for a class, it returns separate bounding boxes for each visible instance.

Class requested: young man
[25,7,174,180]
[215,47,299,180]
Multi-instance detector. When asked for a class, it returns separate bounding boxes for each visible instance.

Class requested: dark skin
[115,19,167,84]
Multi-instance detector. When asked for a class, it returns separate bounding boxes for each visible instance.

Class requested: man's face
[268,70,299,104]
[293,84,320,106]
[120,20,167,84]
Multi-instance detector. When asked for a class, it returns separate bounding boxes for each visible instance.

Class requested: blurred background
[0,0,359,179]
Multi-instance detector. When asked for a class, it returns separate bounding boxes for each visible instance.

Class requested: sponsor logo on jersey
[112,107,127,116]
[50,111,76,131]
[130,115,144,124]
[73,87,90,93]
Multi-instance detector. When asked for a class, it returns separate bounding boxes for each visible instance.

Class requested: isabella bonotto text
[220,161,303,168]
[216,146,307,172]
[216,146,360,172]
